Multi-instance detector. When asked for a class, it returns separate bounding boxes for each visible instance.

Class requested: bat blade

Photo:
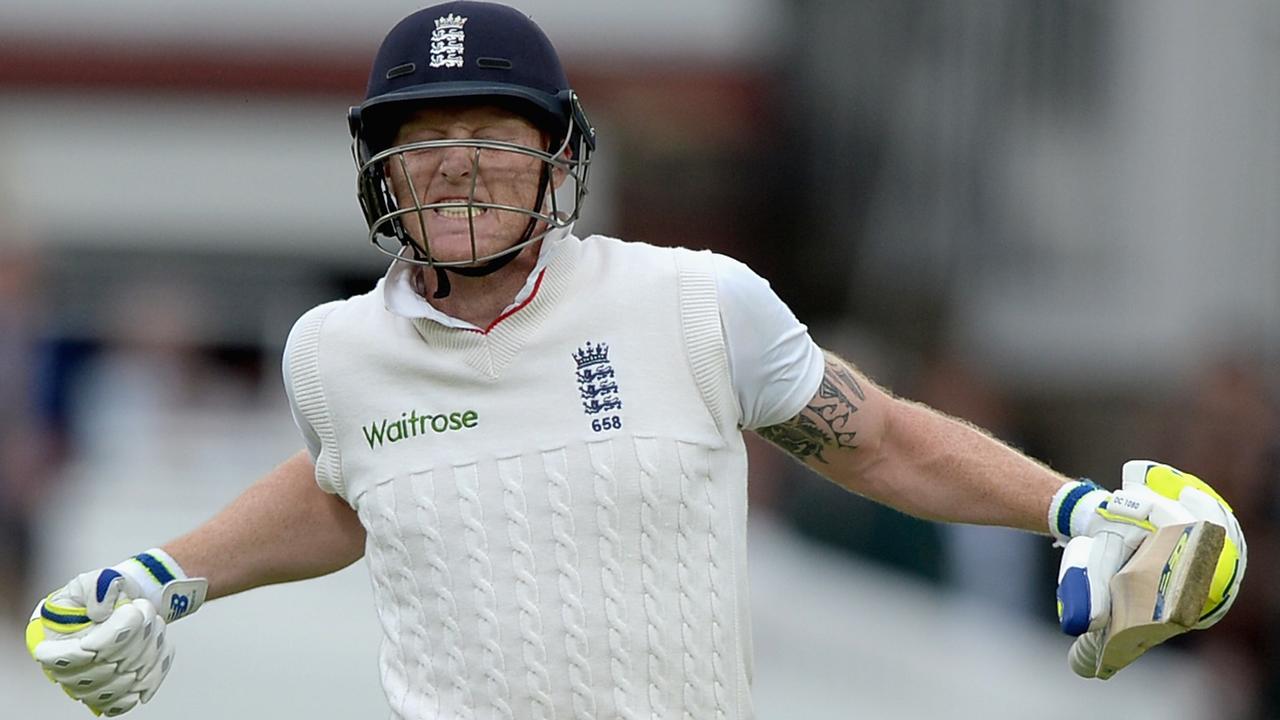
[1094,520,1225,679]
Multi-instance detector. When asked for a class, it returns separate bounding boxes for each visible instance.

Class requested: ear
[383,155,413,206]
[551,144,573,190]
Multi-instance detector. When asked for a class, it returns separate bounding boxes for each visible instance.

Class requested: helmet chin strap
[426,233,526,299]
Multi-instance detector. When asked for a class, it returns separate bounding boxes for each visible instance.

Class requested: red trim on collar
[468,268,547,335]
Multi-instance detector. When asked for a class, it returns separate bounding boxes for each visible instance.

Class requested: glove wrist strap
[1048,480,1107,546]
[113,548,207,622]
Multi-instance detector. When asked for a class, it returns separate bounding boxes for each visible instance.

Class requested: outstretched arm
[756,350,1068,533]
[26,450,366,716]
[162,450,366,600]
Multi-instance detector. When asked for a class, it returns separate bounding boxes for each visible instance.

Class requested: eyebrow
[406,117,524,132]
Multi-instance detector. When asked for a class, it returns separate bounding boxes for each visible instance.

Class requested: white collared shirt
[381,225,573,331]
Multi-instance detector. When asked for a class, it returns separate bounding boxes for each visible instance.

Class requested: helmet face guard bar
[353,93,594,268]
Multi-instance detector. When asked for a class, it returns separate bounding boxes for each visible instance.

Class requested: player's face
[385,104,552,264]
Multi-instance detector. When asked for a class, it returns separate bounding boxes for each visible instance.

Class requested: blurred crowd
[0,240,57,622]
[0,232,270,620]
[1160,359,1280,717]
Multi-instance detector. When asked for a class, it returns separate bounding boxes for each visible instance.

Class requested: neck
[413,241,542,328]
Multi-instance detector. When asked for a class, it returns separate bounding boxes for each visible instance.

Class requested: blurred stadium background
[1,0,1276,718]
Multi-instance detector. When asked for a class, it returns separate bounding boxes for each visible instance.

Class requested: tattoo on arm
[757,355,865,464]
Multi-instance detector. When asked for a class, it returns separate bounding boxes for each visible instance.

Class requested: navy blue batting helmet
[348,2,595,270]
[351,2,591,151]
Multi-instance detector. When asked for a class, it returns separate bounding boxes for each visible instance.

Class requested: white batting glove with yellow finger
[27,549,207,717]
[1051,461,1245,679]
[1049,478,1158,637]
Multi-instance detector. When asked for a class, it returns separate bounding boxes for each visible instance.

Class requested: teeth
[435,206,484,219]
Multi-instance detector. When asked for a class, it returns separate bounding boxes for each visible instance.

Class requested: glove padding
[1053,460,1246,678]
[27,551,204,716]
[32,598,174,716]
[1051,485,1156,636]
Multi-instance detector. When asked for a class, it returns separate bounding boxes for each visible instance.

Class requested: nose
[438,144,477,183]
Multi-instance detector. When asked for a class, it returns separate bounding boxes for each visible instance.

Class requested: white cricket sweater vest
[287,235,754,720]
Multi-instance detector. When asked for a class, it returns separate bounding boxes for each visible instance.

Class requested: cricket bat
[1089,520,1225,679]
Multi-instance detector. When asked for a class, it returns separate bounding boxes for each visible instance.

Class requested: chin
[426,220,534,256]
[417,236,514,264]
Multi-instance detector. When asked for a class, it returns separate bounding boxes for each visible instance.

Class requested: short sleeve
[712,254,825,429]
[282,319,323,462]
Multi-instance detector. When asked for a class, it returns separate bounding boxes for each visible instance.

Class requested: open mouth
[429,196,488,220]
[433,205,487,220]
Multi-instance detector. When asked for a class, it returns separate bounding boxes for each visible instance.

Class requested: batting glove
[27,549,207,717]
[1050,461,1245,677]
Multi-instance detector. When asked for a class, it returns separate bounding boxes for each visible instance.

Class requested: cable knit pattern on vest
[543,448,596,720]
[357,486,414,714]
[634,436,671,720]
[497,455,555,720]
[680,441,729,720]
[410,470,474,717]
[588,440,638,720]
[455,463,514,719]
[676,444,708,720]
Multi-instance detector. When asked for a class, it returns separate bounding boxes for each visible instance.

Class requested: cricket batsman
[26,2,1247,717]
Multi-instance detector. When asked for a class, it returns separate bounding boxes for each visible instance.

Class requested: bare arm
[161,450,366,600]
[756,351,1070,533]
